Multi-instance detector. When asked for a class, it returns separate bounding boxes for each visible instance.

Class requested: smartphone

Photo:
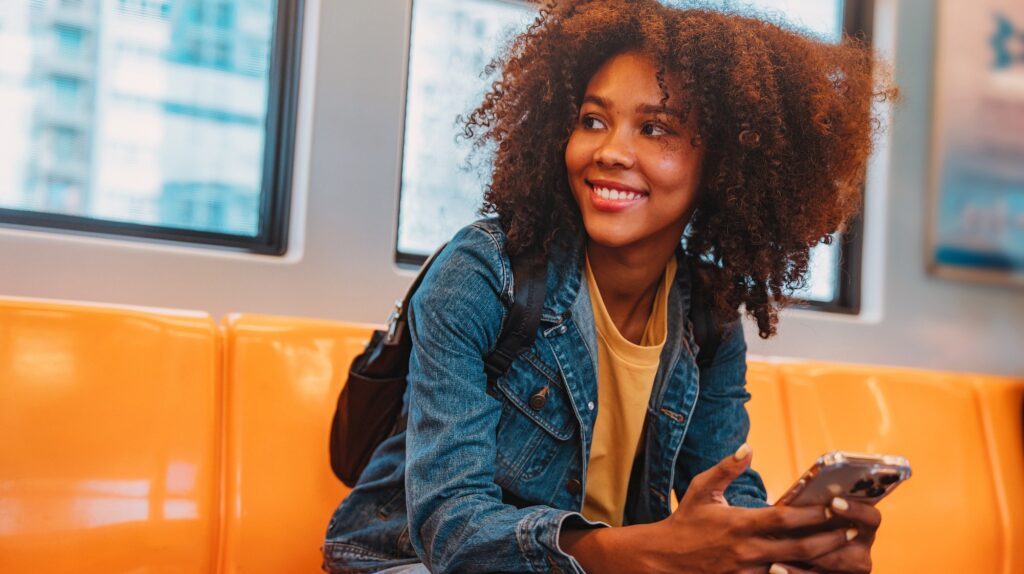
[775,451,912,507]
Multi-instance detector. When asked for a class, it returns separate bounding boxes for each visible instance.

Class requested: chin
[581,219,640,249]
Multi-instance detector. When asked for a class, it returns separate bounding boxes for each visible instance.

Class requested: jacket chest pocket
[491,351,577,487]
[496,351,576,440]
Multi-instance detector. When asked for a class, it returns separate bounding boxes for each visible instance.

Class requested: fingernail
[832,497,849,511]
[846,528,858,541]
[824,507,832,520]
[769,564,789,574]
[733,443,751,461]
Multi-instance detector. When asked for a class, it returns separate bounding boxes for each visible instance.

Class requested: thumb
[685,443,753,504]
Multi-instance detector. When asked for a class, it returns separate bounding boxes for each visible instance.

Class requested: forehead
[583,51,679,107]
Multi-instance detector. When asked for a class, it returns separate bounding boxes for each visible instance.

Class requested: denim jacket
[323,219,767,574]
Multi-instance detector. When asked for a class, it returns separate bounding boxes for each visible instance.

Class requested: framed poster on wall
[928,0,1024,285]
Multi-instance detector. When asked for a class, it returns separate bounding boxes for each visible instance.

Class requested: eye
[580,115,606,130]
[641,121,671,137]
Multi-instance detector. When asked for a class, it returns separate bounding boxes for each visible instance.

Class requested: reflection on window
[397,0,849,305]
[0,0,277,237]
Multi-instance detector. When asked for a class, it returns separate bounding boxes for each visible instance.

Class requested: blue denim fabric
[322,219,767,573]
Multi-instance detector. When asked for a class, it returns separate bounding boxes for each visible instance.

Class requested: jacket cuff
[518,507,608,573]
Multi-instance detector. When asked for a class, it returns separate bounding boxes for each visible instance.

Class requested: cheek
[652,150,702,190]
[564,135,584,174]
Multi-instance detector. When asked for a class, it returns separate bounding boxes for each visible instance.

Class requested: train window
[0,0,303,254]
[396,0,872,312]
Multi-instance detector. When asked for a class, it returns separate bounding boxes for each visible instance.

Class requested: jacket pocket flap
[495,359,576,441]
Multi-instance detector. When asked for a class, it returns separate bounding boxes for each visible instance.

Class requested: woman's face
[565,51,704,252]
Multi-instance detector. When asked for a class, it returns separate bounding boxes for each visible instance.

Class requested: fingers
[830,497,882,535]
[743,505,833,536]
[757,526,856,564]
[687,443,753,498]
[800,540,874,574]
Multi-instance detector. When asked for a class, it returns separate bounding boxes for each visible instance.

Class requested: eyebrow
[582,94,687,119]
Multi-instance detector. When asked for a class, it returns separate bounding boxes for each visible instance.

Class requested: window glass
[397,0,531,257]
[0,0,281,240]
[397,0,849,305]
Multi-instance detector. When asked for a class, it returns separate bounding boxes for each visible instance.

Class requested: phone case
[775,451,912,507]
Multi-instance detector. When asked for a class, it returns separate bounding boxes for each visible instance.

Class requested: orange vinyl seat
[2,296,1022,574]
[744,360,798,503]
[0,298,220,573]
[219,314,375,574]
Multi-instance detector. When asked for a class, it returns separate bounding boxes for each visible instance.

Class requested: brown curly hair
[463,0,896,338]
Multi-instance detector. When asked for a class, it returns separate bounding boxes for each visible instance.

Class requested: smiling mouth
[587,181,648,202]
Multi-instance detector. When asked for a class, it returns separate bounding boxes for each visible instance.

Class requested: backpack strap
[688,258,724,371]
[484,250,547,381]
[394,241,546,381]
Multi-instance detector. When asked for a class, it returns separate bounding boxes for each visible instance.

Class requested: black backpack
[328,244,722,487]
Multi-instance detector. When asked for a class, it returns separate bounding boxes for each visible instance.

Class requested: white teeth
[594,186,644,202]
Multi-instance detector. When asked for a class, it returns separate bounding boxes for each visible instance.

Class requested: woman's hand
[645,444,859,573]
[772,498,882,574]
[561,445,866,573]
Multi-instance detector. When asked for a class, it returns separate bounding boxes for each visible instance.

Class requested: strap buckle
[385,299,403,342]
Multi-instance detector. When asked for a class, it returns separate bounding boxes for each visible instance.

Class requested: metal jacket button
[566,478,582,495]
[528,386,549,410]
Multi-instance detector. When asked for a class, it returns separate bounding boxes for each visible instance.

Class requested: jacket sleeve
[673,318,769,509]
[404,224,601,573]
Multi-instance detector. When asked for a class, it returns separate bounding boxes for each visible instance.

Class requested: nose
[593,130,635,169]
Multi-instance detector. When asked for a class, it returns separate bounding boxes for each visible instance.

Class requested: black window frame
[0,0,305,256]
[394,0,875,315]
[794,0,874,315]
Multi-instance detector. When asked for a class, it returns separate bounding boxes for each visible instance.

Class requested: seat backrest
[971,376,1024,574]
[744,360,798,503]
[219,314,375,574]
[0,298,219,574]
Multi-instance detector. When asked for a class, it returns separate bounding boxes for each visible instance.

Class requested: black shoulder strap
[398,241,545,380]
[484,250,547,380]
[688,258,723,371]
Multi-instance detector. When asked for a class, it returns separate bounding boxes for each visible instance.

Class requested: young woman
[323,1,895,572]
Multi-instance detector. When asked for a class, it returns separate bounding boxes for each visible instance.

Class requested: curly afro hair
[463,0,896,338]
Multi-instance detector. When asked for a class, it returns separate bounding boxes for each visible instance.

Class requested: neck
[586,237,679,342]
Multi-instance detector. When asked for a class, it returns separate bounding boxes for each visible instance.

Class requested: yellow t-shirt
[581,254,676,526]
